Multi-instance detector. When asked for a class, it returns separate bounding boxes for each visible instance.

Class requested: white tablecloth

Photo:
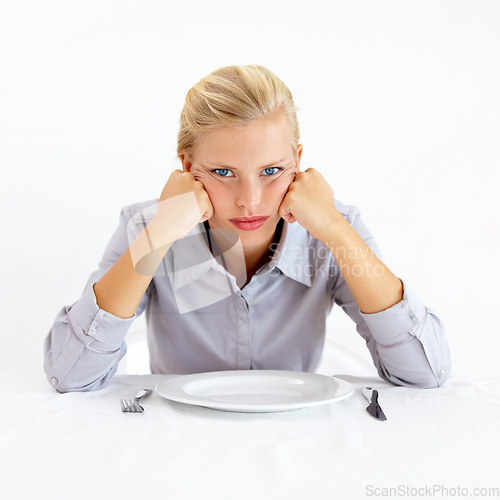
[2,368,499,500]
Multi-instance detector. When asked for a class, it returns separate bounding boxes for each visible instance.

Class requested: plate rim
[154,370,354,412]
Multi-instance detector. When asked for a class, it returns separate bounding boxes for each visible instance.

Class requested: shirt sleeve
[44,205,151,392]
[330,203,451,388]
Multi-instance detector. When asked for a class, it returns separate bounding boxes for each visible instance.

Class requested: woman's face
[181,117,303,253]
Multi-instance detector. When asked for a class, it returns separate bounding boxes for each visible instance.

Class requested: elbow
[45,369,114,393]
[44,351,115,394]
[381,373,441,389]
[378,359,451,389]
[412,376,444,390]
[43,324,122,393]
[384,370,450,390]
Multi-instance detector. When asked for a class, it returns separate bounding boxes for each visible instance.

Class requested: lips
[229,216,270,231]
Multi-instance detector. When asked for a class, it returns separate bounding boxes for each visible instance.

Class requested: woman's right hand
[151,169,214,246]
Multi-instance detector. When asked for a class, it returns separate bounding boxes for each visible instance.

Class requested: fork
[120,389,153,413]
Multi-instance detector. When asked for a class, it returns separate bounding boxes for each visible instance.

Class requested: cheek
[203,181,230,212]
[266,179,293,206]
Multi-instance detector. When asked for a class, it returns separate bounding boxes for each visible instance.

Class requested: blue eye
[214,169,233,177]
[263,167,281,176]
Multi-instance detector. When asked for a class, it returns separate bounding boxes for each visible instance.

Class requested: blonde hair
[177,64,300,157]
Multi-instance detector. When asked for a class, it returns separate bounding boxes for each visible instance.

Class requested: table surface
[1,368,499,500]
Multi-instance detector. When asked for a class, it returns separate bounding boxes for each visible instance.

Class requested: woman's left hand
[278,168,343,242]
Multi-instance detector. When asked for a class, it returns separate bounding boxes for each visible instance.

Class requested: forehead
[193,118,296,167]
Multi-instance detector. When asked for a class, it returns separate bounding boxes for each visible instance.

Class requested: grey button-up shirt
[44,198,451,392]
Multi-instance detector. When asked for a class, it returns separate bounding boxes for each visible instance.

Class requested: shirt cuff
[67,282,136,351]
[358,279,426,346]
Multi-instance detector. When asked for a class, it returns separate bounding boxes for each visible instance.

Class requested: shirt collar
[168,225,230,290]
[267,220,312,287]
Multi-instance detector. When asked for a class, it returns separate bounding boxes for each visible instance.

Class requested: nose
[235,177,262,210]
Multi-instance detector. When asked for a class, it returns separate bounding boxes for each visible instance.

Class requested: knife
[362,387,387,421]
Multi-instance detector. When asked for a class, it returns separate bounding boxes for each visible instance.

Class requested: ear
[179,152,193,173]
[295,144,304,173]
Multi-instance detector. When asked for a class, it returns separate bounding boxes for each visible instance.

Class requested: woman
[44,64,450,392]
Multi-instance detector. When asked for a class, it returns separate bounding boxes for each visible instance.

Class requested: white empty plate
[155,370,354,412]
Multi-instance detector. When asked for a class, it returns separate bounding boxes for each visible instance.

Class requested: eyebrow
[203,159,289,170]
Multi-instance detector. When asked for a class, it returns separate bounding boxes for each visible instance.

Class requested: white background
[0,0,498,381]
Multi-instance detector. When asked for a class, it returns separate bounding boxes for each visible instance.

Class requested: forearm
[94,216,179,319]
[324,215,403,314]
[93,247,159,320]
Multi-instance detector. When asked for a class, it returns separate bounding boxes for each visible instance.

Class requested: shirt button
[438,369,445,377]
[51,377,58,386]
